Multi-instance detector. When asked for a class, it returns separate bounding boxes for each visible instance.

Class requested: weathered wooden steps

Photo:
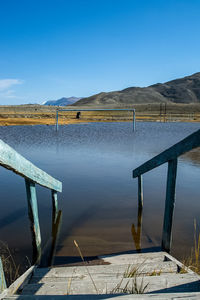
[2,251,200,299]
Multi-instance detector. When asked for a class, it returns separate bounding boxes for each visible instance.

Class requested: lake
[0,121,199,268]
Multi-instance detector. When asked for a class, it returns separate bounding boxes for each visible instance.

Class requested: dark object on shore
[76,112,81,119]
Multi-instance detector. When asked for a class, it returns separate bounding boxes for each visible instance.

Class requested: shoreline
[0,116,199,126]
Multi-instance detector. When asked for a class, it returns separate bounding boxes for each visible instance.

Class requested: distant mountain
[73,72,200,106]
[43,97,82,106]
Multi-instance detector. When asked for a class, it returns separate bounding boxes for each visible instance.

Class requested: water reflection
[0,122,199,263]
[40,209,62,267]
[131,205,143,252]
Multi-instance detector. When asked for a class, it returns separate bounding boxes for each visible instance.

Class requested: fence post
[0,257,7,292]
[161,159,178,252]
[56,110,59,131]
[25,179,41,264]
[138,175,143,208]
[133,110,136,131]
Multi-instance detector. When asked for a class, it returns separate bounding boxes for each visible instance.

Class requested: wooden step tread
[3,292,200,299]
[32,261,178,280]
[3,293,200,299]
[22,274,200,295]
[99,252,166,265]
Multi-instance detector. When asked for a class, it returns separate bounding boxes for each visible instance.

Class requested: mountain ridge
[43,96,82,106]
[72,72,200,106]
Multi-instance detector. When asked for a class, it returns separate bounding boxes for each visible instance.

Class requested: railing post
[56,110,59,131]
[0,257,7,292]
[133,109,136,132]
[25,179,41,264]
[138,175,143,208]
[52,190,58,226]
[162,158,178,253]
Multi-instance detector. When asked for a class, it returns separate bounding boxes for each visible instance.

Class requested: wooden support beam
[25,179,41,264]
[0,257,7,292]
[162,159,178,253]
[138,175,143,208]
[0,139,62,192]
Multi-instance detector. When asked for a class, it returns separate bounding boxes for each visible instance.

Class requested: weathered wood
[51,190,58,226]
[133,129,200,177]
[138,175,143,208]
[4,292,200,299]
[22,274,200,295]
[25,179,41,264]
[100,252,166,265]
[0,257,6,293]
[32,261,178,279]
[0,139,62,192]
[162,159,178,253]
[0,266,35,298]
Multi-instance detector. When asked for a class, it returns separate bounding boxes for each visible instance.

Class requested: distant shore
[0,103,200,125]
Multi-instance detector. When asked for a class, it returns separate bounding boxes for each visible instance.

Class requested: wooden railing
[0,139,62,291]
[132,129,200,253]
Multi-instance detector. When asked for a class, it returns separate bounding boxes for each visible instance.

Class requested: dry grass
[180,220,200,274]
[73,240,99,294]
[73,240,149,295]
[0,108,200,126]
[111,263,149,294]
[0,241,21,287]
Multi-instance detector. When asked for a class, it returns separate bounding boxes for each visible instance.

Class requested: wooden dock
[1,251,200,299]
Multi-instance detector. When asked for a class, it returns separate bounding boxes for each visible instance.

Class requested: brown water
[0,122,199,267]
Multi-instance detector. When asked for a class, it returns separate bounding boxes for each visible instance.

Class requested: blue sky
[0,0,200,105]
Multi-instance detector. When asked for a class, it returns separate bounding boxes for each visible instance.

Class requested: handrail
[132,129,200,253]
[0,139,62,292]
[0,140,62,192]
[133,129,200,178]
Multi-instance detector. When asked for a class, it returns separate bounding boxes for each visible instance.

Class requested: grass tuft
[181,220,200,274]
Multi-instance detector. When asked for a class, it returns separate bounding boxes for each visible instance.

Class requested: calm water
[0,122,199,266]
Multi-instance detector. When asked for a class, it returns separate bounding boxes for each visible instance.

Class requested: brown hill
[73,72,200,106]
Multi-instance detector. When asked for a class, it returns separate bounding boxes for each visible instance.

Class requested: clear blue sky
[0,0,200,104]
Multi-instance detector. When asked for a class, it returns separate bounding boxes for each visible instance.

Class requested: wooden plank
[22,273,200,295]
[100,252,165,265]
[3,292,200,299]
[164,252,196,275]
[0,139,62,192]
[25,180,41,264]
[161,159,177,252]
[0,266,35,298]
[0,257,6,293]
[32,261,178,279]
[133,129,200,177]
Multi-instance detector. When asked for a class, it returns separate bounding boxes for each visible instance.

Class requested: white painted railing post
[162,158,178,253]
[25,179,41,264]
